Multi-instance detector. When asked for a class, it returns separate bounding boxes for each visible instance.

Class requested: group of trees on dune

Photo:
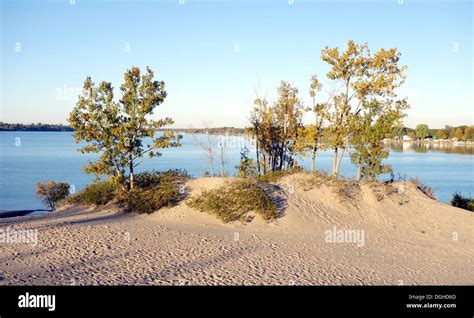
[66,40,411,188]
[65,40,474,193]
[248,40,408,180]
[32,40,474,213]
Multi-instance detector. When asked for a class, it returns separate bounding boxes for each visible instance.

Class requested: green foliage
[258,166,303,183]
[71,169,189,213]
[68,66,181,190]
[125,182,181,214]
[35,181,70,210]
[454,127,464,140]
[249,81,304,174]
[186,179,278,223]
[450,192,474,212]
[436,129,448,140]
[415,124,430,139]
[320,41,408,177]
[464,126,474,141]
[350,99,407,180]
[134,169,190,189]
[293,75,327,173]
[124,169,188,213]
[235,147,258,178]
[248,41,409,179]
[78,180,116,205]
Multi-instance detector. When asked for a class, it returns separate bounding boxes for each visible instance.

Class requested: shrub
[296,170,334,190]
[66,169,190,212]
[123,169,189,213]
[235,147,258,179]
[35,180,70,210]
[450,192,474,212]
[410,177,436,199]
[186,179,278,223]
[79,180,116,205]
[258,166,303,183]
[125,181,181,214]
[134,169,190,189]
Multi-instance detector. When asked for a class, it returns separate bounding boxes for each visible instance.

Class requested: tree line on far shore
[0,122,73,131]
[393,124,474,141]
[3,122,472,141]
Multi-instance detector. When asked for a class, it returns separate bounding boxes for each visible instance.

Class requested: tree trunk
[332,148,338,176]
[334,147,346,178]
[311,146,318,174]
[255,134,261,176]
[356,163,362,181]
[219,143,225,177]
[279,148,284,171]
[129,159,134,190]
[209,155,214,177]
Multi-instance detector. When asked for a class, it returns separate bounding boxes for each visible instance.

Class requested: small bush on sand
[410,177,436,199]
[35,180,70,210]
[124,170,189,213]
[79,180,116,205]
[296,170,333,190]
[125,182,181,214]
[186,179,278,223]
[333,180,361,203]
[450,192,474,212]
[69,170,190,212]
[134,169,190,189]
[258,166,303,183]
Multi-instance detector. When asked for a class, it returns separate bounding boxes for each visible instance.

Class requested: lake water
[0,132,473,210]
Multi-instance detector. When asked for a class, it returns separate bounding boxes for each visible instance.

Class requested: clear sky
[1,0,472,129]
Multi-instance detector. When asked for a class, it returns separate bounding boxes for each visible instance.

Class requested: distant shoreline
[0,126,247,135]
[0,209,51,218]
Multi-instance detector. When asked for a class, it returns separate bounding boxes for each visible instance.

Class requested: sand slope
[1,175,473,285]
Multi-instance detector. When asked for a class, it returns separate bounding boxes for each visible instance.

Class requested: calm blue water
[0,132,473,210]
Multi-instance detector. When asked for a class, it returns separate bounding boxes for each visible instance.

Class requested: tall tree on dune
[320,40,408,177]
[69,66,181,190]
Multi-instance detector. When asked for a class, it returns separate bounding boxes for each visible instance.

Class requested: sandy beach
[1,175,473,286]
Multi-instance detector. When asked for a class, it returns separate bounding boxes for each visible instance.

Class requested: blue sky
[1,0,472,128]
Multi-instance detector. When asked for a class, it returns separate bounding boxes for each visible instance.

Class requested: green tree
[35,181,70,210]
[391,124,404,140]
[248,96,273,175]
[235,147,258,178]
[436,129,447,140]
[294,75,328,173]
[415,124,430,140]
[445,125,455,139]
[350,100,406,180]
[464,126,474,141]
[248,81,304,174]
[320,41,407,177]
[69,66,181,189]
[273,81,305,170]
[454,127,464,140]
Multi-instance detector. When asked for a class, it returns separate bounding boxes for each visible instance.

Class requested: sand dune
[1,175,473,285]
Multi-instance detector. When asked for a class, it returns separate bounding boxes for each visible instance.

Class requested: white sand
[1,175,473,285]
